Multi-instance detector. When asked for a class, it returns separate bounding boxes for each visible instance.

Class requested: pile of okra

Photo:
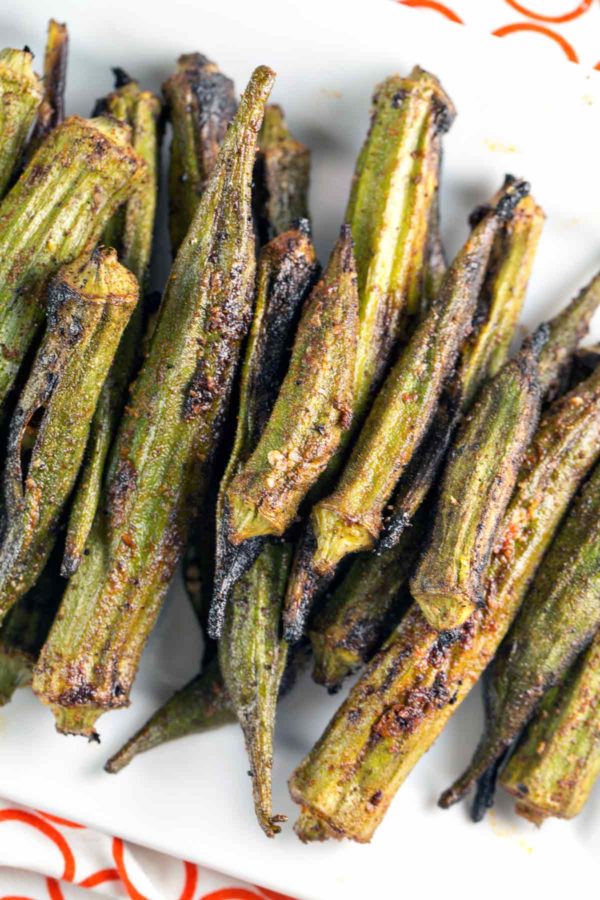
[1,17,599,843]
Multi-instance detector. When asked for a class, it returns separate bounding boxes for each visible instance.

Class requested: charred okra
[210,225,358,639]
[0,48,42,196]
[0,114,144,414]
[501,631,600,823]
[32,67,275,738]
[63,77,162,576]
[0,248,138,619]
[441,458,600,814]
[163,53,237,253]
[29,19,69,150]
[105,659,235,773]
[254,104,310,244]
[289,366,600,843]
[411,338,542,631]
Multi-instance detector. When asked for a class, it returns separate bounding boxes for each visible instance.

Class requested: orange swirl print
[0,810,75,882]
[492,23,579,62]
[79,868,121,889]
[112,838,148,900]
[45,880,64,900]
[34,811,85,830]
[399,0,464,24]
[179,862,198,900]
[503,0,593,23]
[202,891,263,899]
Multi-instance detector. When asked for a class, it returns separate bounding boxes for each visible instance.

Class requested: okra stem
[29,19,69,149]
[32,67,275,738]
[289,365,600,842]
[0,48,42,197]
[0,248,138,619]
[500,631,600,823]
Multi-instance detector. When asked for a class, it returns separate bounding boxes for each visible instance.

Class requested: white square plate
[1,2,600,898]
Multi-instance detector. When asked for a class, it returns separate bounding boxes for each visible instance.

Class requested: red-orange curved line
[0,895,36,899]
[504,0,593,23]
[258,888,299,900]
[201,891,263,900]
[594,61,600,71]
[79,868,120,889]
[112,838,148,900]
[492,23,579,62]
[399,0,464,24]
[35,810,85,830]
[46,880,64,900]
[179,862,198,900]
[0,810,75,882]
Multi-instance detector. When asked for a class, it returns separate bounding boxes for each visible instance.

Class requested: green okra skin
[163,53,237,253]
[310,517,423,692]
[62,80,162,577]
[32,67,275,738]
[289,366,600,843]
[0,248,138,620]
[211,224,319,622]
[222,226,358,549]
[0,49,43,197]
[29,19,69,151]
[501,632,600,823]
[219,543,291,837]
[422,156,447,307]
[104,658,235,774]
[347,68,456,424]
[442,459,600,809]
[254,104,310,245]
[537,270,600,399]
[307,180,529,575]
[411,340,542,632]
[0,114,145,415]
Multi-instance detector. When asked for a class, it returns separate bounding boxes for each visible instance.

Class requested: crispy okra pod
[63,78,162,576]
[163,53,237,253]
[210,226,358,638]
[411,338,542,631]
[283,180,529,641]
[105,659,235,774]
[501,632,600,823]
[0,248,138,619]
[254,104,310,244]
[0,48,42,197]
[441,459,600,812]
[32,67,275,738]
[0,114,144,414]
[220,544,291,836]
[29,19,69,149]
[289,367,600,842]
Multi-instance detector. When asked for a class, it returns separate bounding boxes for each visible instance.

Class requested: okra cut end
[409,583,477,632]
[227,494,280,543]
[310,631,356,693]
[294,809,335,843]
[310,505,374,576]
[0,46,42,95]
[55,245,139,307]
[51,704,102,740]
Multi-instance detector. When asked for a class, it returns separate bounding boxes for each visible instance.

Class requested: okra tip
[112,66,134,88]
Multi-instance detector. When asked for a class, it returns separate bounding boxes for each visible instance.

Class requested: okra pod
[289,366,600,842]
[163,53,237,253]
[442,458,600,810]
[254,104,310,244]
[29,19,69,149]
[501,631,600,823]
[298,181,529,594]
[105,659,235,774]
[0,114,144,413]
[32,67,275,738]
[220,544,291,836]
[0,248,138,618]
[212,225,358,639]
[212,223,319,617]
[411,337,542,631]
[63,77,162,576]
[0,48,42,197]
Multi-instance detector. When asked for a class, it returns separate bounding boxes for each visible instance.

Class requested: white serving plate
[1,2,600,898]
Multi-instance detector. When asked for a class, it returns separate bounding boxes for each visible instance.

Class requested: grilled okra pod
[289,367,600,842]
[411,338,542,631]
[0,115,144,414]
[105,659,235,773]
[29,19,69,149]
[0,248,138,619]
[501,631,600,823]
[284,179,529,641]
[163,53,237,253]
[0,48,42,197]
[442,459,600,811]
[32,67,275,738]
[211,226,358,639]
[254,104,310,244]
[63,78,162,576]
